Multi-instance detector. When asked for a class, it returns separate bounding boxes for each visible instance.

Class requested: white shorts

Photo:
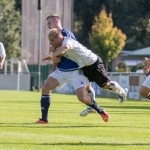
[49,68,89,90]
[142,75,150,89]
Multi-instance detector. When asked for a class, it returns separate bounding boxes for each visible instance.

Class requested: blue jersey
[57,28,79,71]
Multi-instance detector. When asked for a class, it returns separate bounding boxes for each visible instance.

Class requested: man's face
[49,36,61,49]
[47,18,57,29]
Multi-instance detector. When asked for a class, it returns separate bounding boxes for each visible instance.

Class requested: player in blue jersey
[46,14,96,116]
[36,14,96,124]
[47,28,128,104]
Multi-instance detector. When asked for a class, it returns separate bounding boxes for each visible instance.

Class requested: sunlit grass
[0,90,149,150]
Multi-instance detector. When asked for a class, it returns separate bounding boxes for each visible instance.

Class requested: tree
[107,0,150,50]
[74,0,105,46]
[89,8,126,68]
[74,0,150,50]
[0,0,21,59]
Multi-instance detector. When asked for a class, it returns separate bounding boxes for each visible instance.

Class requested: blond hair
[48,28,60,39]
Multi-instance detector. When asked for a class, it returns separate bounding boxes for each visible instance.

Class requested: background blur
[0,0,150,99]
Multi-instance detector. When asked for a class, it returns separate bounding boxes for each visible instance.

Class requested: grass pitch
[0,90,149,150]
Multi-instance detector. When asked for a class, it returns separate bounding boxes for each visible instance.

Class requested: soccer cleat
[100,110,110,122]
[80,106,96,117]
[119,88,128,103]
[35,119,48,124]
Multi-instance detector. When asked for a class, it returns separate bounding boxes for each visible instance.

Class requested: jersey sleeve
[0,43,6,57]
[62,38,74,49]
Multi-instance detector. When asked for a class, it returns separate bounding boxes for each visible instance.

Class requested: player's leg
[36,68,64,124]
[76,87,109,122]
[82,57,128,103]
[139,75,150,99]
[36,76,59,124]
[80,83,96,117]
[103,81,128,103]
[71,74,109,122]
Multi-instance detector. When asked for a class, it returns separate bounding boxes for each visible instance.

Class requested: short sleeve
[0,42,6,57]
[62,38,74,49]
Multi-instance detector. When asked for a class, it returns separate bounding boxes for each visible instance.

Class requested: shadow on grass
[1,142,150,146]
[102,105,150,110]
[39,142,150,146]
[0,123,149,129]
[0,123,101,128]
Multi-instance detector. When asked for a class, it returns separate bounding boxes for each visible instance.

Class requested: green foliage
[106,0,150,50]
[74,0,150,50]
[0,91,150,150]
[74,0,104,45]
[89,8,126,63]
[0,0,21,59]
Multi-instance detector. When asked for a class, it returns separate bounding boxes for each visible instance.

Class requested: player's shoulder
[0,42,4,49]
[62,28,72,33]
[62,28,76,40]
[0,42,3,46]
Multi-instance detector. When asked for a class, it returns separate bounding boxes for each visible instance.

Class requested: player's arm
[0,56,5,70]
[144,57,150,66]
[41,46,62,74]
[52,45,70,57]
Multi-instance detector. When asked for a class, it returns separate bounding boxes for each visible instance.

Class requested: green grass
[0,90,150,150]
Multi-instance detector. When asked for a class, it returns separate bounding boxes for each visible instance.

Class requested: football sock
[87,86,95,99]
[90,98,104,114]
[40,94,50,122]
[87,86,95,109]
[108,81,125,96]
[146,92,150,99]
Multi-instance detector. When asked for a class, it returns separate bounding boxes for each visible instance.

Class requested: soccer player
[47,28,128,103]
[38,14,95,124]
[36,15,97,124]
[37,57,110,124]
[0,42,6,70]
[139,57,150,99]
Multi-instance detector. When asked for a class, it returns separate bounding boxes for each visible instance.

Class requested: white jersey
[0,42,6,57]
[62,37,97,68]
[143,75,150,89]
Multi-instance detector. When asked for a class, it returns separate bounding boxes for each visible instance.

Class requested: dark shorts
[82,56,110,87]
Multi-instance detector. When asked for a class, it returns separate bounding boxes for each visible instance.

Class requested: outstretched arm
[53,45,70,57]
[0,56,5,70]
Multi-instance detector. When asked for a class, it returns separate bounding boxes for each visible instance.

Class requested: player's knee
[102,82,110,89]
[139,87,148,98]
[85,84,91,91]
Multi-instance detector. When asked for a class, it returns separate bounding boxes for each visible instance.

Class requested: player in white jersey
[36,16,109,124]
[46,28,128,103]
[0,42,6,70]
[139,57,150,99]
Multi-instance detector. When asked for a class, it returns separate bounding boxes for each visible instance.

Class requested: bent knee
[139,86,149,97]
[85,84,91,91]
[102,82,110,89]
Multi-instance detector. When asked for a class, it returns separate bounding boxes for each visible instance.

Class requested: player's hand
[49,47,55,53]
[41,55,52,61]
[0,57,3,70]
[51,57,61,63]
